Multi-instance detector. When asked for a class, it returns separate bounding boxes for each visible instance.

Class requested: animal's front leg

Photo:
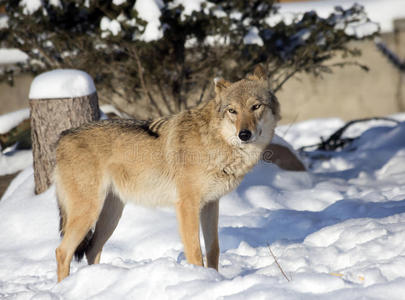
[176,189,203,267]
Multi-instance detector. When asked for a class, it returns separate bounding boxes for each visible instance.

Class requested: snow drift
[1,112,405,299]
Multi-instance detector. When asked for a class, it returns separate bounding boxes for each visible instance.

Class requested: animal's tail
[58,199,94,262]
[73,231,94,262]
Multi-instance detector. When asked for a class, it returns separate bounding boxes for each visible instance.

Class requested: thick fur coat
[54,66,280,282]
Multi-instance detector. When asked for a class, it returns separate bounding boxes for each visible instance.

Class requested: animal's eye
[228,108,237,114]
[252,104,262,111]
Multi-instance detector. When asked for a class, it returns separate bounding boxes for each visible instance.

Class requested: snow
[267,1,382,39]
[0,150,32,176]
[113,0,127,6]
[28,69,96,99]
[49,0,62,9]
[20,0,42,15]
[0,49,28,65]
[1,107,405,298]
[134,0,164,42]
[0,108,29,135]
[0,15,8,29]
[0,109,32,175]
[171,0,208,17]
[0,108,32,176]
[136,0,403,41]
[100,17,122,37]
[272,0,405,33]
[100,104,127,119]
[243,27,264,47]
[1,0,403,66]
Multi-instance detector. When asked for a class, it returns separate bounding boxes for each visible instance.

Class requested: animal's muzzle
[238,129,252,142]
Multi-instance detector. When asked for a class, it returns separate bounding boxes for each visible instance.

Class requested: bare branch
[267,243,291,282]
[273,69,299,93]
[196,79,210,106]
[131,47,165,117]
[156,77,175,114]
[325,61,370,72]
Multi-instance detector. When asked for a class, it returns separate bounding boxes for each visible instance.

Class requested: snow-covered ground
[0,109,29,135]
[0,109,32,175]
[1,110,405,299]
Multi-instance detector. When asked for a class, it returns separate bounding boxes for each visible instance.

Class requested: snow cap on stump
[29,69,96,99]
[29,69,99,194]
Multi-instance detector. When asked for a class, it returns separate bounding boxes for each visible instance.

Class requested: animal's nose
[238,129,252,141]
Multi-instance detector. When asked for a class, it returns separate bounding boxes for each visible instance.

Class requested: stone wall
[0,73,32,114]
[278,32,405,124]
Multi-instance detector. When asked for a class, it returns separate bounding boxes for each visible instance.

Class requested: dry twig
[267,243,291,282]
[131,47,165,116]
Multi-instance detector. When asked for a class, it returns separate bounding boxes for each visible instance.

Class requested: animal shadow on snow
[308,123,405,181]
[220,123,405,250]
[220,198,405,250]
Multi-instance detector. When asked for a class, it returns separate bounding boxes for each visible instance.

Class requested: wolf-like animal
[54,65,280,282]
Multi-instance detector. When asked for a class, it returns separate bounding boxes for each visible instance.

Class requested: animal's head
[214,65,280,147]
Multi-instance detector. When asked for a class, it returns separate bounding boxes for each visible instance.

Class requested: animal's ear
[247,64,267,81]
[214,77,231,95]
[254,64,266,80]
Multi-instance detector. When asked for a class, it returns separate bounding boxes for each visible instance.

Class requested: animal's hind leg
[85,192,124,264]
[56,192,103,282]
[200,200,219,270]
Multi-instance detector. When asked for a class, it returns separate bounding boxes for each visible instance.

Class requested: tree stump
[29,69,100,194]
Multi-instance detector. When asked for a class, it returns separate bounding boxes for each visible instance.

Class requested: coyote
[54,65,280,282]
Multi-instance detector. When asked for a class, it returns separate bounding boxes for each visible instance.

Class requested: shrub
[0,0,379,119]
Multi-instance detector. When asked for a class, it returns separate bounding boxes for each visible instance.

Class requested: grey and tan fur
[54,65,280,282]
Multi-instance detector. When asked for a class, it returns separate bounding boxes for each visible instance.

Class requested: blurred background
[0,0,404,124]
